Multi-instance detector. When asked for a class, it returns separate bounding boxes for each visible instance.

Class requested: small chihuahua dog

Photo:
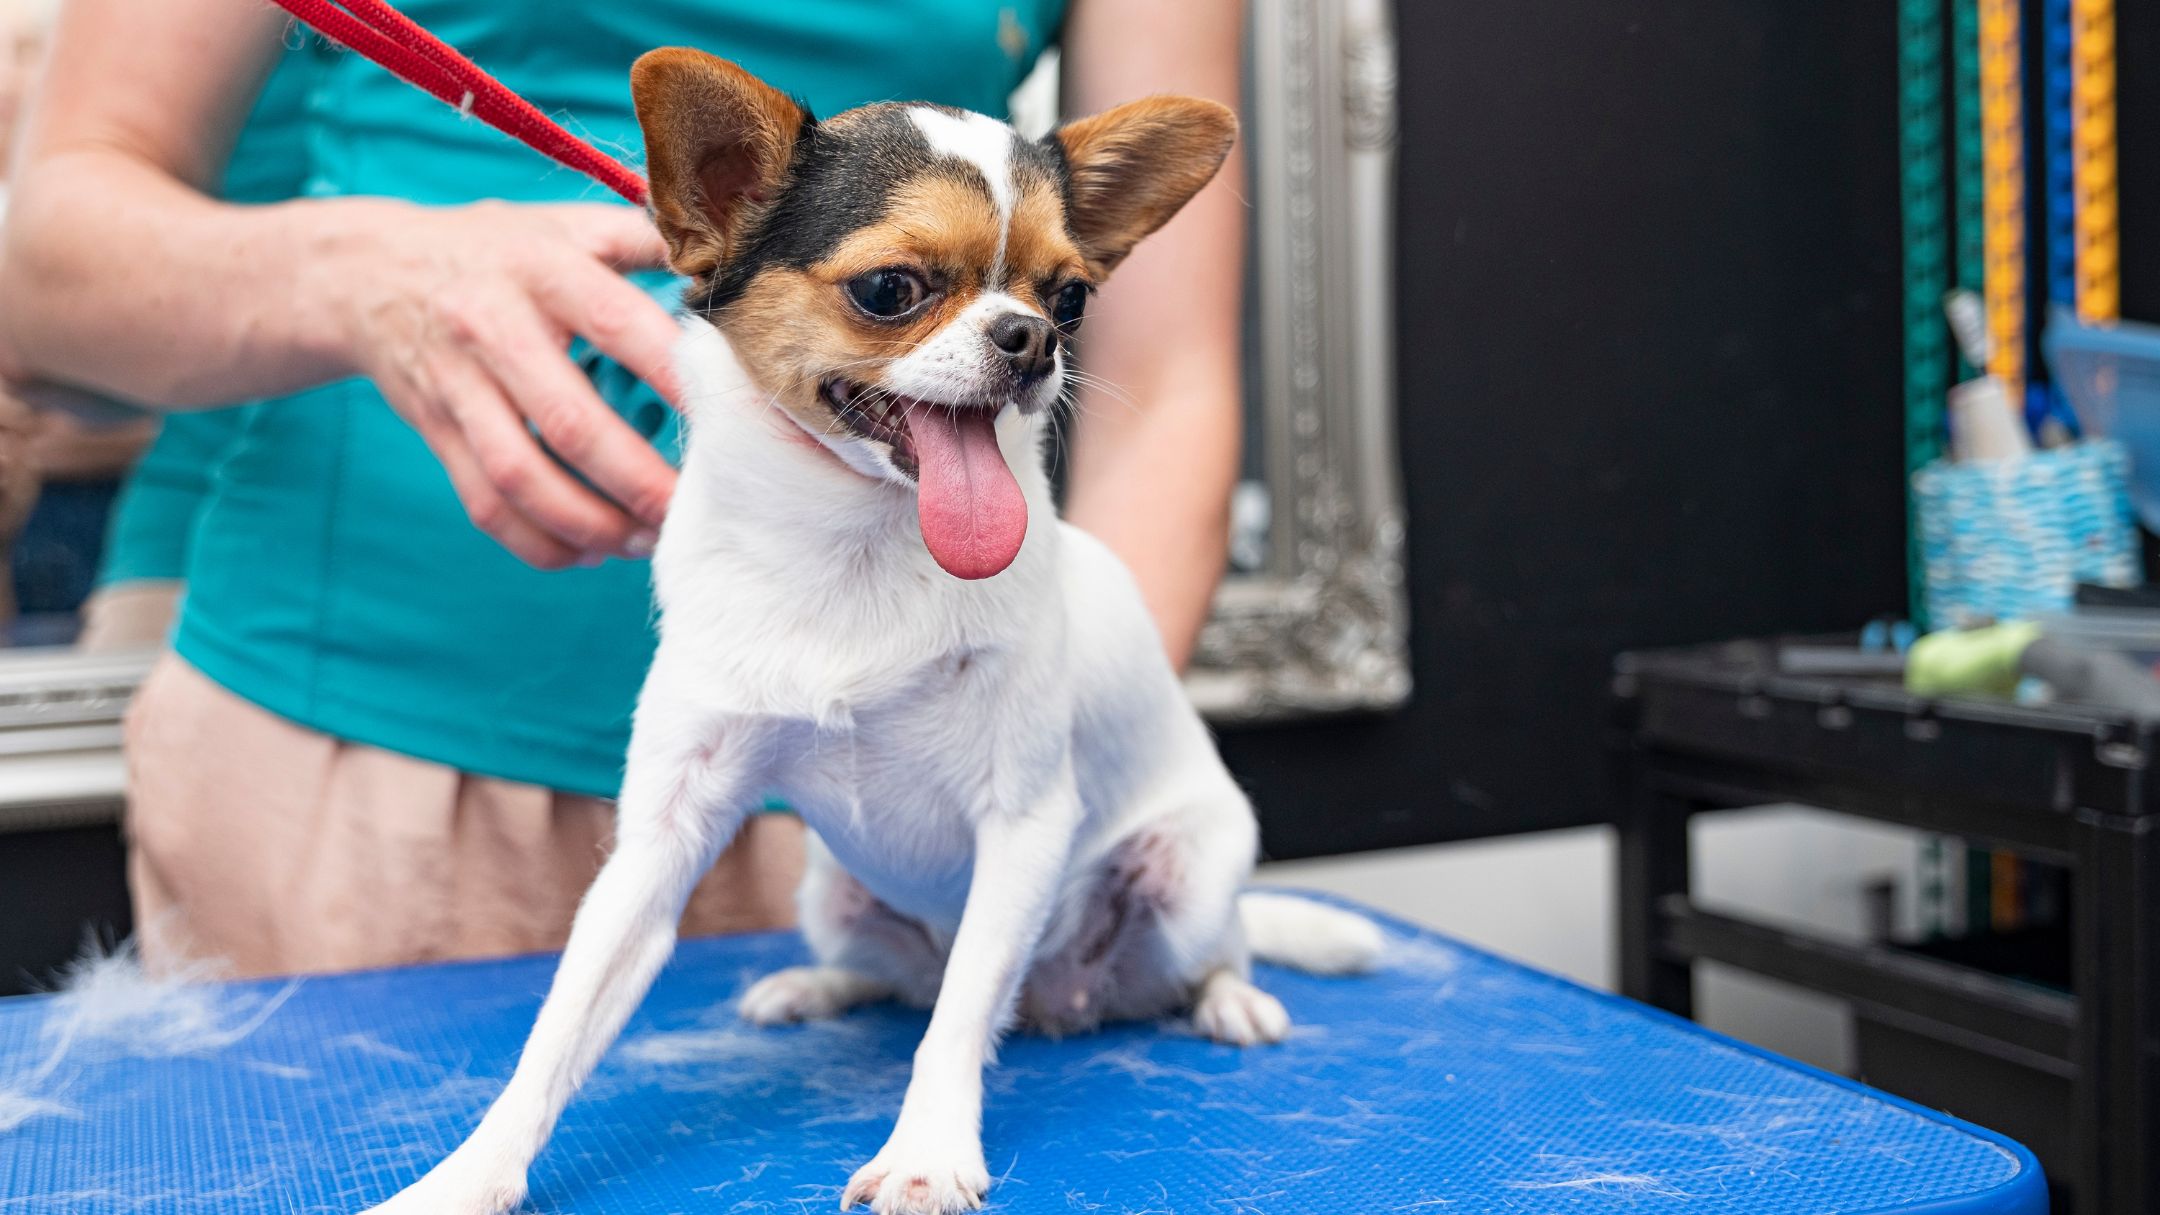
[366,49,1381,1215]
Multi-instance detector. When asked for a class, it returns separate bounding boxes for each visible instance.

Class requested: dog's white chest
[769,643,1072,921]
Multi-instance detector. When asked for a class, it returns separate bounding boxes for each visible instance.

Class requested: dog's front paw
[360,1162,526,1215]
[841,1139,991,1214]
[1193,971,1291,1046]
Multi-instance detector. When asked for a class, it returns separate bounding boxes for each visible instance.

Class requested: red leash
[263,0,651,205]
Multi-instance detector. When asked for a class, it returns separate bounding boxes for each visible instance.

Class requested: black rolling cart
[1611,639,2159,1214]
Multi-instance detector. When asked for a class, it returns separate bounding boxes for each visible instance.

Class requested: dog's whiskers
[1061,369,1143,418]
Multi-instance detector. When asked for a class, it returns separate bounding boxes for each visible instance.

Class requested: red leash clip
[264,0,651,206]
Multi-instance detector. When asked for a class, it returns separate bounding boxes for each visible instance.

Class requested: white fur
[363,321,1374,1215]
[838,289,1060,490]
[884,291,1046,409]
[907,106,1018,279]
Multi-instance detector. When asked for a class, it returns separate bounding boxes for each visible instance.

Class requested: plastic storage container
[2033,604,2160,669]
[1913,440,2142,626]
[2046,309,2160,529]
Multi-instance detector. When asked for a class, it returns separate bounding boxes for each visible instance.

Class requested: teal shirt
[174,1,1065,796]
[99,407,246,585]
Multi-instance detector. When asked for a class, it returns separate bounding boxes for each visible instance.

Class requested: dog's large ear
[1050,96,1238,276]
[631,48,808,278]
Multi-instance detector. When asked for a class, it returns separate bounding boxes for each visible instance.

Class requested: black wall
[2125,0,2159,324]
[1225,3,1911,858]
[0,827,129,994]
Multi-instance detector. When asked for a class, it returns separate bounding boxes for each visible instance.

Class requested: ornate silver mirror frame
[1186,0,1411,721]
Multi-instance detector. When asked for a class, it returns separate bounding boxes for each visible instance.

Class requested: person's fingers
[537,203,673,271]
[399,383,583,570]
[460,278,678,531]
[427,432,583,570]
[443,368,648,557]
[422,308,651,555]
[529,249,686,409]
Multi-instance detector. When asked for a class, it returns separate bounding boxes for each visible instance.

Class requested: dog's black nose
[988,312,1055,382]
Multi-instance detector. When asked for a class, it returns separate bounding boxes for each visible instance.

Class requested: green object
[168,0,1066,797]
[1900,0,1952,626]
[1905,621,2043,698]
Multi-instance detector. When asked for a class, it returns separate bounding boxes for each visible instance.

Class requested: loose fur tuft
[0,937,296,1133]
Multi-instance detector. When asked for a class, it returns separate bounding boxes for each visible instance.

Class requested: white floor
[1258,807,1923,1075]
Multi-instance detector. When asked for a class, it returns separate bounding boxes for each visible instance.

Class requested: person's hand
[321,200,686,569]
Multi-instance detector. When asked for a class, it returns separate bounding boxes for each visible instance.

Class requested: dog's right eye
[845,269,928,319]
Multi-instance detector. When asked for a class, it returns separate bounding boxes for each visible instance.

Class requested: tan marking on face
[821,174,1004,285]
[1002,175,1090,309]
[722,266,901,438]
[716,162,1090,440]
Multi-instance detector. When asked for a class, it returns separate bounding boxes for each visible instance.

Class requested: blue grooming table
[0,901,2046,1213]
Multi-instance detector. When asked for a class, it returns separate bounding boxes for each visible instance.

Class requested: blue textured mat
[0,902,2045,1214]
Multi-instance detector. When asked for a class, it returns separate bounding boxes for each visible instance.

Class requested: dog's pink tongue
[913,408,1027,580]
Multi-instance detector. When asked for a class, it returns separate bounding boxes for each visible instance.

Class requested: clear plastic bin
[2032,606,2160,671]
[2045,308,2160,530]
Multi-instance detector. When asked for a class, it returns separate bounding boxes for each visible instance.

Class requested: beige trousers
[123,655,804,979]
[75,580,186,652]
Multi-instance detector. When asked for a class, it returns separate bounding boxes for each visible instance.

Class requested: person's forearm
[1059,0,1245,671]
[0,0,338,409]
[1063,365,1238,670]
[0,151,369,408]
[5,0,683,567]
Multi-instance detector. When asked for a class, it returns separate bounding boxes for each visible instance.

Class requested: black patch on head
[1015,133,1070,206]
[1037,129,1074,203]
[686,106,1074,317]
[688,105,944,315]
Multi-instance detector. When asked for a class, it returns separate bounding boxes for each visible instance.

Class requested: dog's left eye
[846,269,929,319]
[1050,282,1090,331]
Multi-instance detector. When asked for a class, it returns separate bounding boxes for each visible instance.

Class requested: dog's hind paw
[739,965,885,1025]
[1193,970,1290,1046]
[842,1141,991,1214]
